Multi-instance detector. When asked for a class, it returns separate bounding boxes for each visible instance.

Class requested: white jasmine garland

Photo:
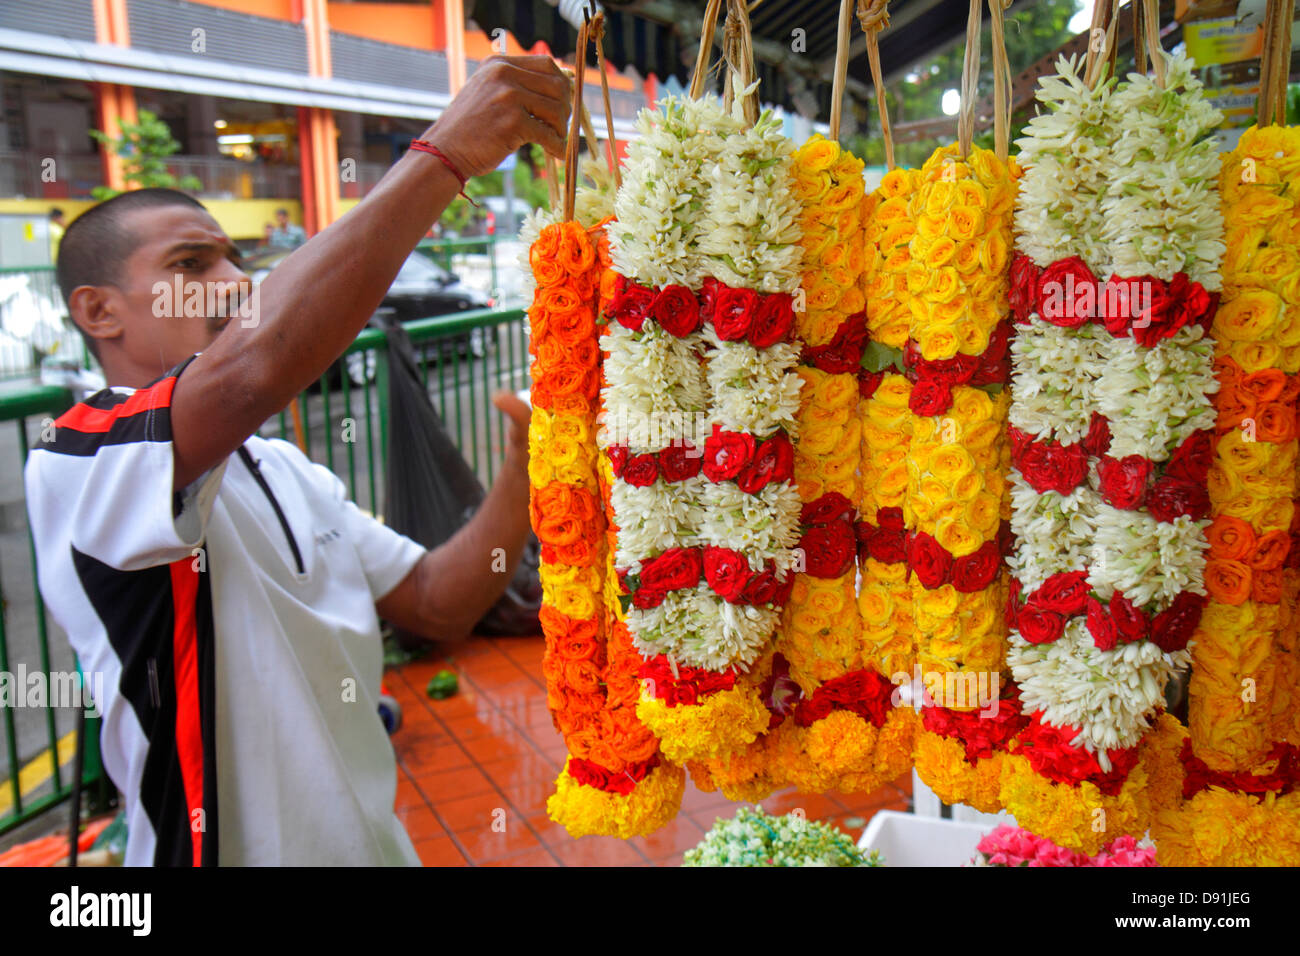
[1009,317,1108,442]
[697,481,803,572]
[598,323,708,451]
[1092,319,1219,462]
[630,587,780,670]
[610,476,706,570]
[1008,477,1101,593]
[1087,505,1209,609]
[702,332,803,437]
[1008,620,1192,760]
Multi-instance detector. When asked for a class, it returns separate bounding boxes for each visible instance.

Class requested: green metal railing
[0,305,529,835]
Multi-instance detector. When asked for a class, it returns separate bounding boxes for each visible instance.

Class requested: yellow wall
[0,198,303,243]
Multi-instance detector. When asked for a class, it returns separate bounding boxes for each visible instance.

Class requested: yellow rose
[824,476,858,501]
[1216,289,1284,341]
[796,475,826,502]
[956,319,992,355]
[821,452,857,483]
[1223,339,1282,373]
[874,374,912,408]
[877,320,910,349]
[953,240,983,274]
[951,470,984,501]
[931,298,965,325]
[877,196,911,224]
[881,221,916,252]
[935,518,980,558]
[878,463,910,503]
[846,239,868,276]
[923,235,959,269]
[963,419,1002,450]
[928,443,976,483]
[807,276,844,312]
[837,284,866,315]
[528,456,555,488]
[919,327,961,361]
[814,372,859,410]
[792,171,832,204]
[919,584,961,618]
[878,168,913,199]
[966,492,1002,536]
[1256,496,1295,533]
[798,424,841,457]
[867,558,908,583]
[950,387,996,424]
[836,205,863,237]
[798,135,840,173]
[1233,187,1292,227]
[923,267,962,304]
[948,205,985,241]
[859,587,894,626]
[978,229,1009,274]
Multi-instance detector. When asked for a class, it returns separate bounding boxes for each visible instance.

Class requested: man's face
[108,205,249,373]
[276,211,289,227]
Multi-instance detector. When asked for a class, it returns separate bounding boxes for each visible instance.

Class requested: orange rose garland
[1150,124,1300,866]
[531,218,683,838]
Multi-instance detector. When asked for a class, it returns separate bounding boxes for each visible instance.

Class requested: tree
[90,109,203,200]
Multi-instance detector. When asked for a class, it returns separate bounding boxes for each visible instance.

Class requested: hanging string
[1142,0,1166,86]
[545,153,560,209]
[857,0,896,170]
[1084,0,1116,88]
[563,17,591,222]
[958,0,982,159]
[591,12,622,188]
[690,0,725,99]
[829,0,854,140]
[989,0,1012,162]
[1132,0,1146,78]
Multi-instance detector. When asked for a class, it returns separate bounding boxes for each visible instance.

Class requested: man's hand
[492,390,531,473]
[424,56,571,180]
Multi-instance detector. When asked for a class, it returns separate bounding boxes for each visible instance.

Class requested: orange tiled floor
[386,635,912,866]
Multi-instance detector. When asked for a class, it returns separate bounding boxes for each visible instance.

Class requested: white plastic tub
[858,811,999,867]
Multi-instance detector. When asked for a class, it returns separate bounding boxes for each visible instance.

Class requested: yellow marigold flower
[637,683,770,764]
[547,761,685,839]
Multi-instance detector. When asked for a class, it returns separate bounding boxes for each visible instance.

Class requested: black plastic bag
[381,318,542,643]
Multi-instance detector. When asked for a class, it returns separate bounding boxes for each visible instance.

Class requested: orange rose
[1255,401,1297,443]
[1251,567,1284,603]
[1204,559,1253,605]
[1207,516,1257,560]
[1251,530,1291,571]
[531,224,561,262]
[557,221,596,275]
[1239,368,1287,403]
[1214,384,1256,434]
[550,307,596,347]
[531,256,568,288]
[539,283,586,318]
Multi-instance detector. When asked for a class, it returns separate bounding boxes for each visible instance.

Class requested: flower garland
[602,91,804,764]
[898,143,1019,812]
[1000,52,1222,852]
[530,214,685,838]
[683,806,883,867]
[971,823,1157,867]
[1148,123,1300,865]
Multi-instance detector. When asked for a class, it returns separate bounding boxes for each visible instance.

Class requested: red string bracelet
[410,139,480,207]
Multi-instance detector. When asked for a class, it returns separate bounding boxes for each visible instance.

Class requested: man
[266,207,306,250]
[25,56,570,866]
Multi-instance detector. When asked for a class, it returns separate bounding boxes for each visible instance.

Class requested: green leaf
[860,341,904,374]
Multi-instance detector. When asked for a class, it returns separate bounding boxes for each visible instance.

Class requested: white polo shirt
[25,357,427,866]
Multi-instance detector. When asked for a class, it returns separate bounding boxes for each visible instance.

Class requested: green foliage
[89,109,203,200]
[438,144,552,234]
[848,0,1082,167]
[1289,84,1300,127]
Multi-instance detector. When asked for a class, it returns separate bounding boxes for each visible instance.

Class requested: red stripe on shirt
[55,375,179,435]
[169,557,205,867]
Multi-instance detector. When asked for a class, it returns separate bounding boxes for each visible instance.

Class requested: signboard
[1184,17,1265,67]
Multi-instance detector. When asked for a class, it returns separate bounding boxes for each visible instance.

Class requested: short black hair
[276,207,289,217]
[56,189,206,362]
[49,207,64,220]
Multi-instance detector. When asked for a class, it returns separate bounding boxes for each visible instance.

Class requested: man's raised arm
[170,56,570,490]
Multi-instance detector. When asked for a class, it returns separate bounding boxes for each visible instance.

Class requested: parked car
[242,248,493,386]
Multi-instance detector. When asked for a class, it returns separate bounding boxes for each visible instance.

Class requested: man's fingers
[519,108,567,159]
[516,89,569,143]
[492,391,531,428]
[485,57,570,100]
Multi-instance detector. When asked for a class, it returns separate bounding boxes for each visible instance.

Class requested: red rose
[907,531,952,589]
[767,430,795,483]
[970,322,1013,387]
[639,547,703,593]
[712,286,758,341]
[1097,455,1152,509]
[622,452,659,487]
[748,294,795,348]
[632,587,666,609]
[1147,476,1210,523]
[877,507,905,531]
[1006,575,1023,627]
[1082,412,1112,458]
[651,284,702,337]
[698,277,723,323]
[702,426,755,482]
[1037,257,1096,328]
[703,546,752,602]
[1015,437,1090,495]
[606,444,630,477]
[1164,430,1213,485]
[659,442,703,482]
[1109,591,1148,643]
[865,523,907,564]
[801,521,857,578]
[741,564,788,605]
[909,378,954,416]
[609,276,655,331]
[1085,596,1117,650]
[795,694,834,727]
[1031,570,1091,616]
[1150,591,1206,653]
[1017,604,1065,644]
[801,492,856,527]
[737,435,783,493]
[951,540,1002,592]
[1171,273,1214,328]
[1132,277,1180,348]
[1009,254,1040,323]
[858,368,884,399]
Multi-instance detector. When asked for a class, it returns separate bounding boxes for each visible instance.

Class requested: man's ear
[67,285,124,347]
